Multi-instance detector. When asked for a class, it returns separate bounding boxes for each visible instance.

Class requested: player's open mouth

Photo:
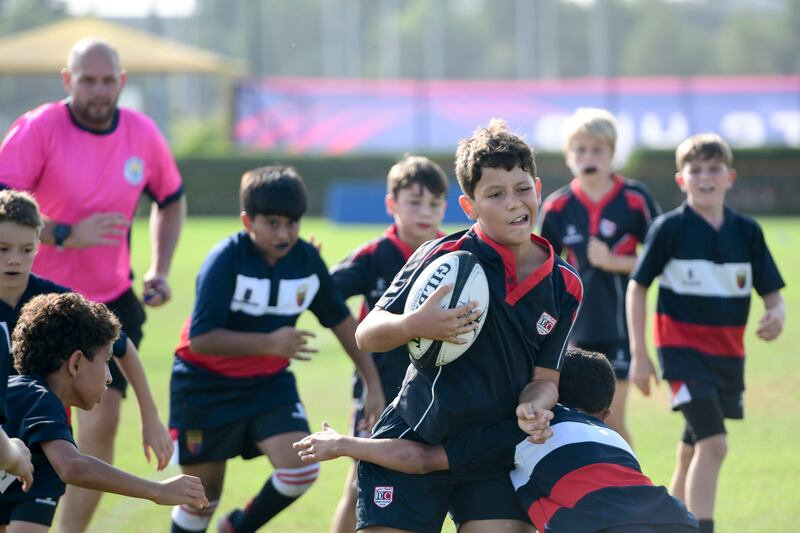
[274,243,290,251]
[510,214,529,225]
[584,165,598,174]
[698,185,715,193]
[417,223,431,229]
[3,271,20,277]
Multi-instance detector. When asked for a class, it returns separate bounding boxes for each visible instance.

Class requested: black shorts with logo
[105,288,147,397]
[0,497,60,527]
[669,380,743,444]
[356,405,529,533]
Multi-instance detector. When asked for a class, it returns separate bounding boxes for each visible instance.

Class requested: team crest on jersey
[736,269,748,289]
[374,486,394,508]
[123,156,144,185]
[296,284,308,306]
[599,218,617,238]
[186,430,203,455]
[536,312,557,335]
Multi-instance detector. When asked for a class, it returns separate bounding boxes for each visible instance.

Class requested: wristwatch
[53,223,72,250]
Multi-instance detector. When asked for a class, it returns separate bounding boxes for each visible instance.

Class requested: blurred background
[0,0,798,221]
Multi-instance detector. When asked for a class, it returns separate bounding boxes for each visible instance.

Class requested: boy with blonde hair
[540,107,660,445]
[626,133,785,533]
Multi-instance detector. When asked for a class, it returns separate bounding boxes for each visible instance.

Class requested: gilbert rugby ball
[403,251,489,367]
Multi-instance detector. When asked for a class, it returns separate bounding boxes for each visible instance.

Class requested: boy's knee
[273,464,320,497]
[696,434,727,462]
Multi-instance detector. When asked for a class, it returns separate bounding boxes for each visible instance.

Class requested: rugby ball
[403,251,489,367]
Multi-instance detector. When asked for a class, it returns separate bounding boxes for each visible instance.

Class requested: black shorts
[173,401,311,465]
[356,406,529,533]
[600,524,698,533]
[0,497,60,527]
[105,288,147,397]
[577,340,631,380]
[669,381,742,444]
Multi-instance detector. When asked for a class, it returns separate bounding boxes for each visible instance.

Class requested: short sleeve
[749,223,785,296]
[331,246,372,299]
[0,113,47,191]
[189,243,237,337]
[375,238,442,314]
[633,183,662,243]
[443,419,524,475]
[143,124,183,208]
[19,392,74,448]
[631,215,672,287]
[112,331,129,358]
[308,248,350,328]
[539,208,564,256]
[536,265,583,371]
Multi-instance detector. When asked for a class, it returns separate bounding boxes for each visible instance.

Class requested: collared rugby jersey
[2,375,76,502]
[540,174,659,344]
[0,101,184,303]
[376,224,582,444]
[511,405,697,532]
[631,203,784,391]
[332,224,444,401]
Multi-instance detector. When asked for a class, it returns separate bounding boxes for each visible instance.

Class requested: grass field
[81,216,800,532]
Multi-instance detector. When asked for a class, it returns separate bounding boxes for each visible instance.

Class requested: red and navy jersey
[511,405,697,532]
[631,204,785,391]
[2,375,77,502]
[175,231,350,379]
[540,175,659,344]
[332,225,443,402]
[376,225,582,444]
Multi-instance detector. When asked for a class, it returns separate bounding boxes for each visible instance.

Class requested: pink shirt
[0,101,183,303]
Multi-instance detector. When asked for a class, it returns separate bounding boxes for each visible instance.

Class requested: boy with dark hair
[0,190,173,469]
[352,119,582,533]
[295,348,698,532]
[167,166,384,533]
[627,133,785,533]
[539,107,660,445]
[1,293,206,531]
[329,155,448,532]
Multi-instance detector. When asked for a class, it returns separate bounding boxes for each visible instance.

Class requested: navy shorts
[105,288,147,397]
[0,497,60,527]
[174,401,310,465]
[577,339,631,380]
[356,406,529,533]
[600,524,698,532]
[669,381,742,444]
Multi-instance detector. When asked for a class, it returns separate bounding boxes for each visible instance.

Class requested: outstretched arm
[114,339,172,470]
[41,439,207,509]
[293,423,448,475]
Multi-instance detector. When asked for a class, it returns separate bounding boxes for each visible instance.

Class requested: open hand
[294,422,345,463]
[154,474,208,509]
[516,403,554,444]
[69,213,129,248]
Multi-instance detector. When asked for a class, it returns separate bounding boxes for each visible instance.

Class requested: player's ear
[385,194,395,217]
[534,177,542,201]
[726,168,737,189]
[67,350,83,377]
[674,172,686,191]
[598,408,611,422]
[240,211,253,232]
[458,194,477,220]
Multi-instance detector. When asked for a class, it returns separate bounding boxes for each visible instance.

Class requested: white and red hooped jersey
[376,224,582,444]
[540,174,660,344]
[631,203,784,391]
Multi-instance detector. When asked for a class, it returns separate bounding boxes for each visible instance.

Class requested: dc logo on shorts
[123,156,144,185]
[374,486,394,508]
[536,312,557,336]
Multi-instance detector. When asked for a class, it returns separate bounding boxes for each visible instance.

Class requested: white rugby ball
[403,250,490,367]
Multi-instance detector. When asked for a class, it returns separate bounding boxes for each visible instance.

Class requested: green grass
[83,217,799,532]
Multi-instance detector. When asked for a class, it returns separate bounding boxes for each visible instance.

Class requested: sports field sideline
[85,216,799,533]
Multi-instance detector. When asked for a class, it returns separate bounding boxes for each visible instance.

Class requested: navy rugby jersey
[376,224,582,444]
[0,325,8,423]
[1,375,76,502]
[540,174,659,344]
[632,204,784,392]
[175,231,350,379]
[0,274,127,367]
[332,225,443,401]
[511,405,697,532]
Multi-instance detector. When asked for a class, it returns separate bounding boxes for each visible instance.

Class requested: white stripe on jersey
[510,419,634,490]
[230,274,320,316]
[659,259,751,298]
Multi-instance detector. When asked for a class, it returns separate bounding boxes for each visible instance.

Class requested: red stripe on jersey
[654,313,745,357]
[612,234,638,256]
[174,318,290,377]
[358,299,369,322]
[569,175,625,235]
[559,264,583,304]
[528,463,653,531]
[623,189,652,222]
[542,191,571,214]
[351,238,381,261]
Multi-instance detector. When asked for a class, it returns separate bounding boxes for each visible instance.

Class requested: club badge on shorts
[374,486,394,508]
[536,312,557,336]
[123,156,144,185]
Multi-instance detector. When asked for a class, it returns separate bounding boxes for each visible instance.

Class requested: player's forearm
[355,309,413,352]
[341,437,445,475]
[116,339,160,421]
[762,290,785,312]
[149,196,185,277]
[519,367,559,410]
[626,280,649,356]
[189,329,275,356]
[54,452,160,502]
[0,432,19,471]
[605,254,638,274]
